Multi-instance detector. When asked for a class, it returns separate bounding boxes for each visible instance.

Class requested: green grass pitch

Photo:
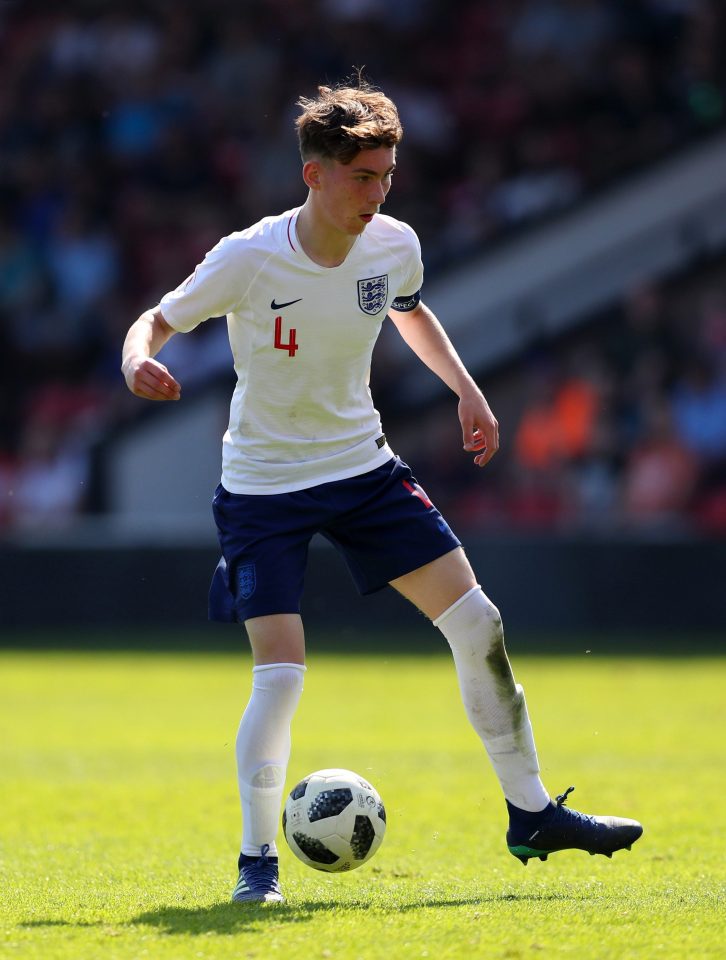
[1,642,724,959]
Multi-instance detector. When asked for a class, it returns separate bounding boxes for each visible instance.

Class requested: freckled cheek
[337,187,357,208]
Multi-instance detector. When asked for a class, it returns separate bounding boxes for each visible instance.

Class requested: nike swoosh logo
[270,298,302,310]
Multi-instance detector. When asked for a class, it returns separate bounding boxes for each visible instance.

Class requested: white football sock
[434,587,550,812]
[236,662,306,857]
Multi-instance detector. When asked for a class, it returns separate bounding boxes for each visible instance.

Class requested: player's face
[313,146,396,236]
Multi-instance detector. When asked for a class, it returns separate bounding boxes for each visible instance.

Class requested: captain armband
[390,290,421,312]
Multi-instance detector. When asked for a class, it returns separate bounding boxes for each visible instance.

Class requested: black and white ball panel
[282,768,386,873]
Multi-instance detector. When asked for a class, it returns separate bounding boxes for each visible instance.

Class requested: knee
[481,595,503,638]
[435,586,504,649]
[474,591,504,649]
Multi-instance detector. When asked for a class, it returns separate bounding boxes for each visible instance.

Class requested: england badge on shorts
[357,275,388,315]
[237,563,256,600]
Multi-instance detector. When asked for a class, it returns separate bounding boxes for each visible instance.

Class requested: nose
[370,180,387,206]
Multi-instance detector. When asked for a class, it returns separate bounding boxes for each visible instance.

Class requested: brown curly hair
[295,78,403,165]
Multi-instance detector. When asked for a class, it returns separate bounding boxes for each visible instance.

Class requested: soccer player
[121,80,642,904]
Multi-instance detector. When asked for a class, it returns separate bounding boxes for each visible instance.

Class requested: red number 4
[274,316,298,356]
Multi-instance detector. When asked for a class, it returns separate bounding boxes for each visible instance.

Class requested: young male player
[122,80,642,904]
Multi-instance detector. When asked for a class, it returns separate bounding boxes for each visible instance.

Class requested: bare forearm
[122,308,174,369]
[390,300,499,467]
[121,307,181,401]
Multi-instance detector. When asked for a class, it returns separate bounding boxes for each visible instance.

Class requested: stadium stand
[1,0,725,534]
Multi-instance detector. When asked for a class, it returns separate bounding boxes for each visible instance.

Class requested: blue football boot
[231,844,284,903]
[507,786,643,865]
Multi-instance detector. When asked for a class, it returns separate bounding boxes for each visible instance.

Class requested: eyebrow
[350,165,397,176]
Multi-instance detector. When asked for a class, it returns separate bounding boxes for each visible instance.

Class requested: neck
[296,199,358,267]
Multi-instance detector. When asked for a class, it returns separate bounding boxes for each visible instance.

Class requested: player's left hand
[459,390,499,468]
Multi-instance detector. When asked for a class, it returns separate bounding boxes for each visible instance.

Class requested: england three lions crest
[357,275,388,315]
[237,563,256,600]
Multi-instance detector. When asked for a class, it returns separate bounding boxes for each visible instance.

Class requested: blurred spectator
[46,204,120,315]
[513,355,603,470]
[670,354,726,500]
[0,218,45,314]
[620,398,699,525]
[510,0,615,72]
[508,349,609,527]
[5,382,105,530]
[513,366,569,472]
[565,414,620,529]
[10,419,90,531]
[489,126,582,226]
[606,283,683,448]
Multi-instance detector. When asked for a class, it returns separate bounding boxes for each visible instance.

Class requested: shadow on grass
[129,889,594,935]
[131,901,309,934]
[18,889,597,936]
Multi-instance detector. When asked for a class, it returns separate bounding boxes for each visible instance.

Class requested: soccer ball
[282,768,386,872]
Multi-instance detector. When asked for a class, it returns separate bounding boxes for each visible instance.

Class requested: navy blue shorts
[208,456,461,622]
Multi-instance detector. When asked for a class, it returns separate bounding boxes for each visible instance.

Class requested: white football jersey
[159,208,424,494]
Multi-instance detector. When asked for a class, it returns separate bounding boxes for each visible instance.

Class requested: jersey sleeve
[159,235,250,332]
[390,222,424,312]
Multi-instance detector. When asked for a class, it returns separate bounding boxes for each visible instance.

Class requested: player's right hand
[123,357,181,401]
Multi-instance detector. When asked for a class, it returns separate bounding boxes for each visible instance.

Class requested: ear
[302,159,323,191]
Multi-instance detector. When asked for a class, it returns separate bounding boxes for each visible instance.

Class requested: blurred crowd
[1,0,725,533]
[408,259,726,535]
